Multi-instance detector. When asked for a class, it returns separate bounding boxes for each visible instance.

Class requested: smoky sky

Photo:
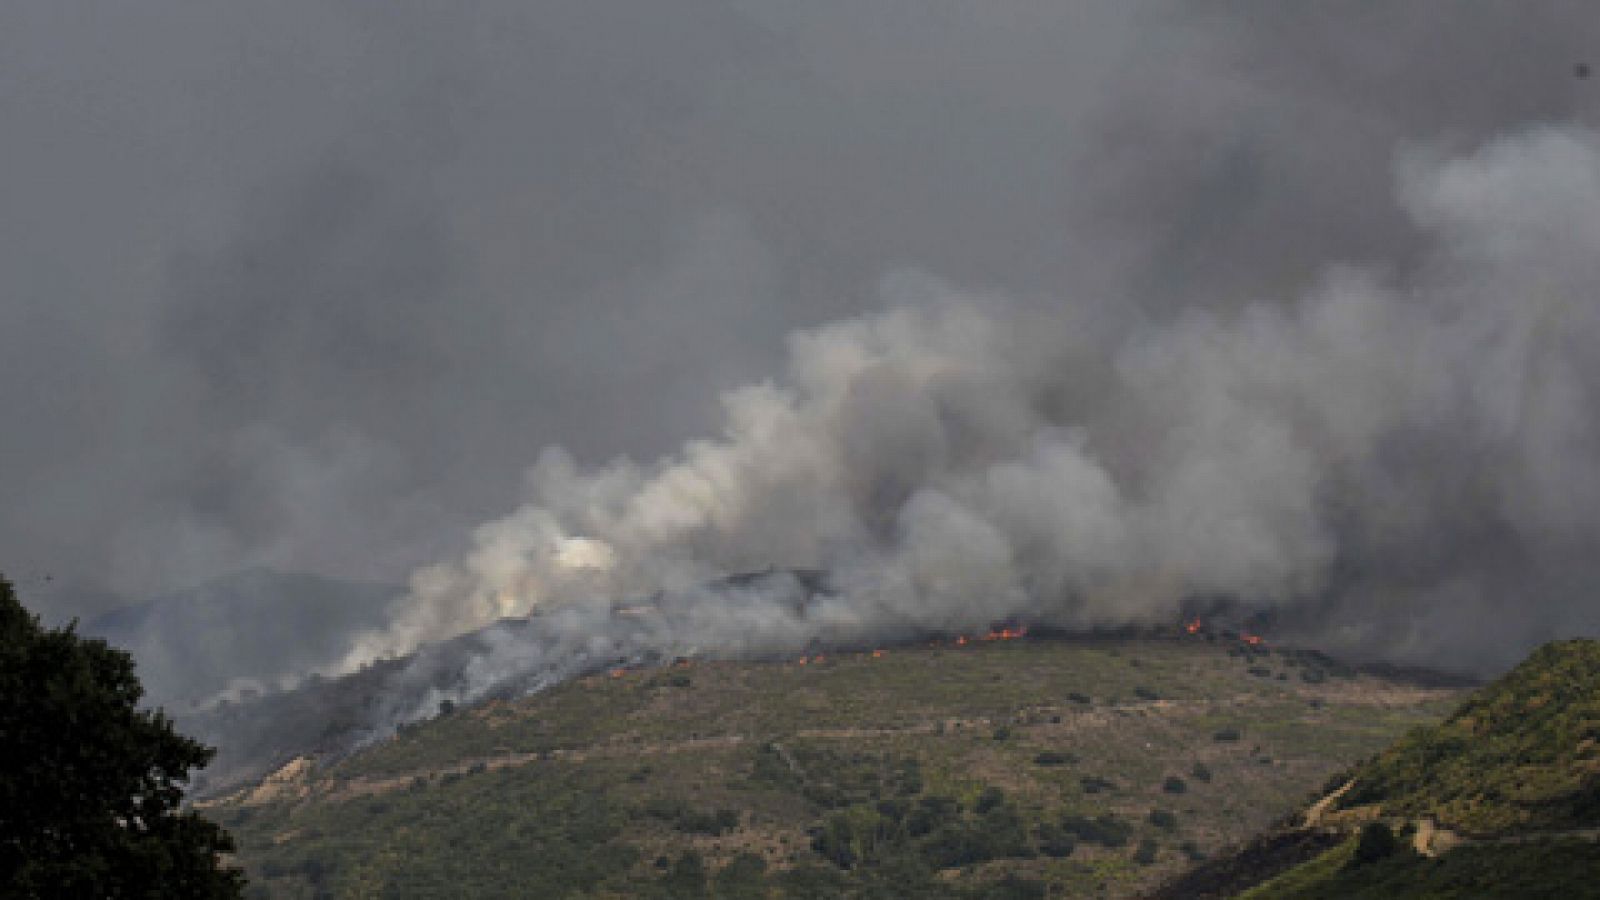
[3,0,1598,651]
[1,0,1138,611]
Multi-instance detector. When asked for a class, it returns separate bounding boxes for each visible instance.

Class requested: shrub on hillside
[711,853,767,899]
[1350,822,1401,867]
[1080,775,1116,794]
[1035,824,1077,858]
[812,815,857,869]
[1134,838,1160,865]
[1060,813,1131,848]
[906,796,961,837]
[975,787,1006,815]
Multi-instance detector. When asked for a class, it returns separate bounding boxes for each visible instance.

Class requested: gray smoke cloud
[4,2,1599,684]
[0,1,1134,618]
[346,123,1600,686]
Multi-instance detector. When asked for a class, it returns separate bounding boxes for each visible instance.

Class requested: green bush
[676,809,739,836]
[657,851,708,898]
[1134,838,1159,865]
[906,796,961,837]
[1035,824,1077,858]
[919,814,1032,870]
[712,853,767,899]
[975,788,1006,815]
[1080,775,1116,794]
[984,875,1048,899]
[812,815,857,869]
[1060,813,1131,848]
[1351,822,1401,867]
[646,800,739,836]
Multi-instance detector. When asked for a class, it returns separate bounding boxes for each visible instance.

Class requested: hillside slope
[1152,639,1600,899]
[205,633,1461,898]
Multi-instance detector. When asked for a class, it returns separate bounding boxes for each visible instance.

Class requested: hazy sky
[4,1,1597,630]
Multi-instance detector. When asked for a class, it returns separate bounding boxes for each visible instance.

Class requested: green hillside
[1332,639,1600,836]
[1238,836,1600,900]
[206,634,1461,899]
[1154,639,1600,899]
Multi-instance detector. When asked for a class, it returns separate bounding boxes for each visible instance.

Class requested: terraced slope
[206,634,1462,899]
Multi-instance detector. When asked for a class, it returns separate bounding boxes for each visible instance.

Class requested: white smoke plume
[341,124,1600,694]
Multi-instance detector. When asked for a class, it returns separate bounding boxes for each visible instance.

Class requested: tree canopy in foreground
[0,574,243,897]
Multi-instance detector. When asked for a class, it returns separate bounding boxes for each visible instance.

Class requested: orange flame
[955,635,969,646]
[609,668,627,679]
[1242,634,1264,646]
[1185,619,1202,635]
[871,649,885,659]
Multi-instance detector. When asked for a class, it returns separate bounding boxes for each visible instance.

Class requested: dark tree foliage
[974,787,1006,815]
[1034,823,1076,859]
[1134,838,1160,865]
[655,850,707,899]
[1351,822,1401,867]
[1148,808,1178,830]
[0,575,244,897]
[711,852,767,899]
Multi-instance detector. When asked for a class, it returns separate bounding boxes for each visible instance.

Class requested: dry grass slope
[208,633,1461,899]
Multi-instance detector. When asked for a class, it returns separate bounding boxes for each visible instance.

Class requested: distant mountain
[1152,639,1600,899]
[199,630,1465,898]
[82,569,401,709]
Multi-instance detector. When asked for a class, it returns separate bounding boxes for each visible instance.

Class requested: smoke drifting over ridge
[350,124,1600,685]
[4,2,1600,687]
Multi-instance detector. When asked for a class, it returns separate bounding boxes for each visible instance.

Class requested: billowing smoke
[342,124,1600,701]
[8,2,1600,732]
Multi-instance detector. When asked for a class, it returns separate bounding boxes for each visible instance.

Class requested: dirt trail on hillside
[1415,821,1600,857]
[1294,780,1600,859]
[1301,778,1356,828]
[223,683,1444,810]
[241,700,1193,806]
